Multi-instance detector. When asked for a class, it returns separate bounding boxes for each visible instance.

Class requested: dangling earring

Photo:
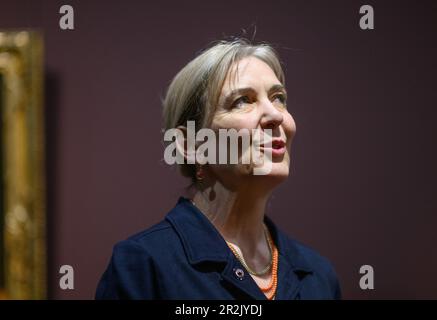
[196,165,204,183]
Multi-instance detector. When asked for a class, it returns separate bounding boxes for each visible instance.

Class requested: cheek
[212,112,260,130]
[283,112,296,142]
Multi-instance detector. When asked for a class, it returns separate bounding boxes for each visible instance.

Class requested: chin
[266,162,290,180]
[250,161,290,187]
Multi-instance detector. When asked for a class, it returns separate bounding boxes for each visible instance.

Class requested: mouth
[259,138,286,157]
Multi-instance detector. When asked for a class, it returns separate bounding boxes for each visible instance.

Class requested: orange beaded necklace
[226,225,278,300]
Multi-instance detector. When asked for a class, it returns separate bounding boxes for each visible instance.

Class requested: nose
[259,98,284,130]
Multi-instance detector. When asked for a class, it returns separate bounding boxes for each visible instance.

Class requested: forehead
[221,56,280,93]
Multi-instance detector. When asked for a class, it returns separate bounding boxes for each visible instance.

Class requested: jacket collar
[166,197,230,264]
[165,197,313,299]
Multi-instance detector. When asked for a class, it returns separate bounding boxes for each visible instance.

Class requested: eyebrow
[221,84,287,107]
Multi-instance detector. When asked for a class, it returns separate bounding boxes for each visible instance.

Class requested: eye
[231,96,251,109]
[272,93,287,106]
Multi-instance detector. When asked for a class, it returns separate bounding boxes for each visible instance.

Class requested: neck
[192,180,272,256]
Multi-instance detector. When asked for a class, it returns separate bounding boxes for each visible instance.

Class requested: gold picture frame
[0,30,46,299]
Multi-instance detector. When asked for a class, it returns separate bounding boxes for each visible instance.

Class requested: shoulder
[112,218,181,259]
[96,219,180,299]
[280,231,342,299]
[293,237,337,277]
[122,219,173,246]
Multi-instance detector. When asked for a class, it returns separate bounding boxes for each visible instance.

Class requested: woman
[95,38,341,300]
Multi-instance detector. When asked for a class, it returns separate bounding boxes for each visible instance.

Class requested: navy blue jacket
[95,197,341,300]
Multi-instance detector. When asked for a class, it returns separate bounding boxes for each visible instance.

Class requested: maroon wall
[1,0,436,299]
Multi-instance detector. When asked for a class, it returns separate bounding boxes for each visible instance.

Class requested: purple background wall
[1,0,436,299]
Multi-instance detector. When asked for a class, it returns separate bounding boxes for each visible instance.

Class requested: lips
[272,139,285,149]
[259,138,286,157]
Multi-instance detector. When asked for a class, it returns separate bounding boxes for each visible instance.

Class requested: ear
[175,125,196,164]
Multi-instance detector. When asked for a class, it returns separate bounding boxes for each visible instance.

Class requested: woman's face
[209,56,296,190]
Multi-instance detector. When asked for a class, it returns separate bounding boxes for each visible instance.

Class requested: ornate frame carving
[0,30,46,299]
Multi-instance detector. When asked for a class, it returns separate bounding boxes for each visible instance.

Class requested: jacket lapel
[275,254,312,299]
[264,215,313,300]
[166,197,313,300]
[220,257,267,300]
